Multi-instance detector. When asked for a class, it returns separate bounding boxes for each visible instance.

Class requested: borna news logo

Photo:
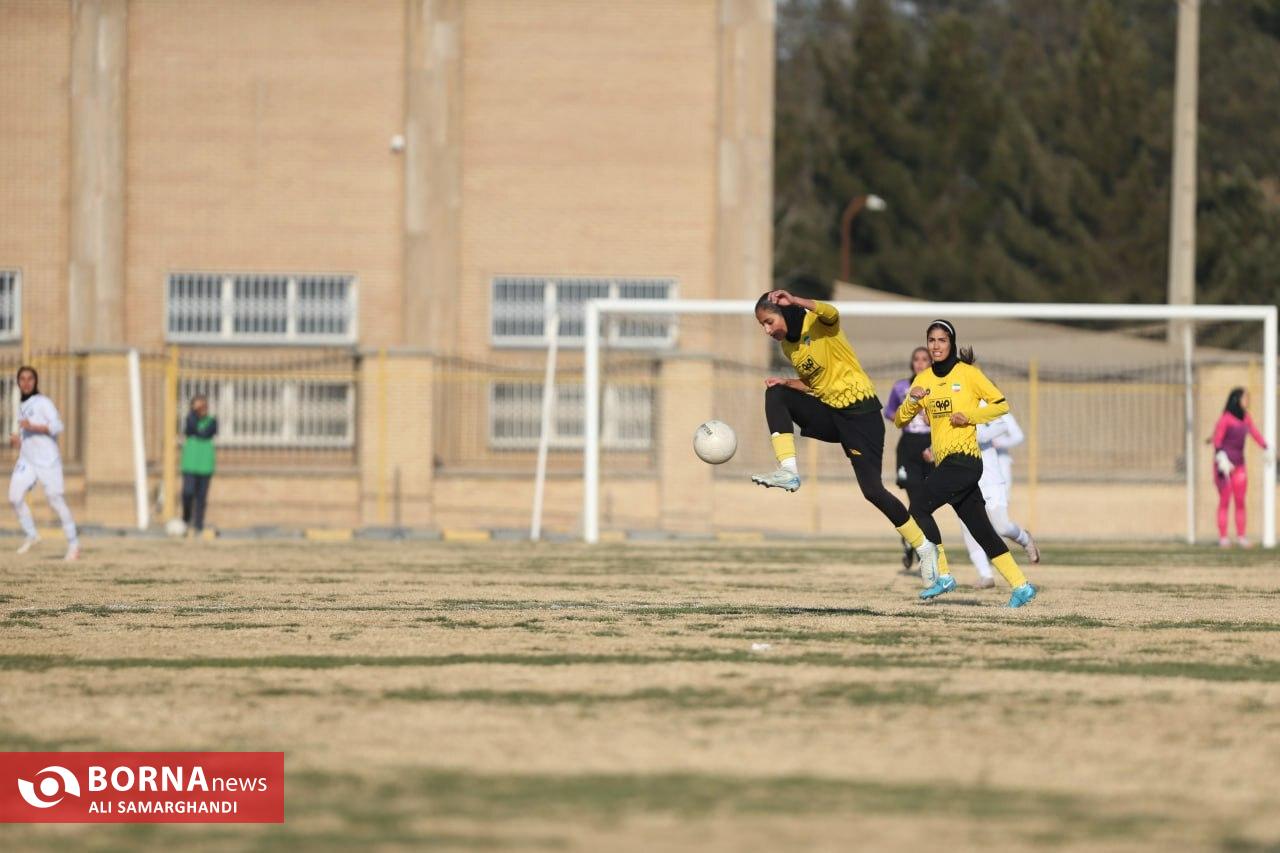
[17,765,80,808]
[0,752,284,823]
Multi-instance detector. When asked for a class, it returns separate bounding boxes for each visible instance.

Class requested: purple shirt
[885,378,930,434]
[1213,411,1267,466]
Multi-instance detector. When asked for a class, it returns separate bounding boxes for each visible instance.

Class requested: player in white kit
[9,366,79,560]
[961,403,1037,588]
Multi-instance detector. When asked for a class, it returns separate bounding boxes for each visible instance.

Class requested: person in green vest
[180,394,217,536]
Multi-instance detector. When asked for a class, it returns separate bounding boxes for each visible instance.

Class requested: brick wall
[0,0,72,349]
[124,0,405,351]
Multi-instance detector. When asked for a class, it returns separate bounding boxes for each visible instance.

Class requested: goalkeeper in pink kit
[1211,388,1269,548]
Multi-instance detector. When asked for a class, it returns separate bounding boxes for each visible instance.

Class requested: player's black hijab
[16,365,38,402]
[1224,387,1247,420]
[926,320,976,377]
[755,292,807,343]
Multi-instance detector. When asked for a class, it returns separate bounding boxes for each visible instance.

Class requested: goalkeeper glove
[1215,450,1234,477]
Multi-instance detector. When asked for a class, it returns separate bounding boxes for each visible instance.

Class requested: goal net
[580,299,1277,547]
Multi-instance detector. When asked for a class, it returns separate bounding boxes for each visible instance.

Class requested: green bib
[180,416,217,475]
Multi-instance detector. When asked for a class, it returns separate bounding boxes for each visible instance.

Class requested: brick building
[0,0,775,534]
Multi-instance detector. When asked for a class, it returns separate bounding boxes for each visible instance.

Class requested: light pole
[1167,0,1199,346]
[840,194,887,282]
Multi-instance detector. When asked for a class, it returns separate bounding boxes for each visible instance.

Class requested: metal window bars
[167,273,357,344]
[490,276,677,348]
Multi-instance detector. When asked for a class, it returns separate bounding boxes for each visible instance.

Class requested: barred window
[167,273,356,344]
[178,378,355,448]
[0,270,21,340]
[490,277,676,348]
[488,381,653,450]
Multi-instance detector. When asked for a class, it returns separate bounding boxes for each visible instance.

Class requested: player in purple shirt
[1211,388,1269,548]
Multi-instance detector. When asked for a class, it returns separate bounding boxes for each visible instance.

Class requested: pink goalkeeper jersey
[1212,411,1267,467]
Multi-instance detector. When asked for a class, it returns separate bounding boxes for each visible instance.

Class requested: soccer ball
[165,517,187,538]
[693,420,737,465]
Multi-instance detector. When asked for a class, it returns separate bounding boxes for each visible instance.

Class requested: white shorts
[978,447,1008,508]
[10,459,65,502]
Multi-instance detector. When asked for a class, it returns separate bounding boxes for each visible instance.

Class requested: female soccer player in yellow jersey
[893,320,1038,607]
[751,290,940,576]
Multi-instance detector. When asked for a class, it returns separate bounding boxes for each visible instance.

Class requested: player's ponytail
[958,346,976,365]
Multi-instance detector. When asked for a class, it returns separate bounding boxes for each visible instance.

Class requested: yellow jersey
[894,361,1009,464]
[781,302,879,411]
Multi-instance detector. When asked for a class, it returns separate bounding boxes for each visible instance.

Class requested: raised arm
[767,290,838,326]
[894,384,926,429]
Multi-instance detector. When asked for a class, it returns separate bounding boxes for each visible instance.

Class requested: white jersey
[975,406,1018,507]
[990,411,1023,497]
[16,393,64,469]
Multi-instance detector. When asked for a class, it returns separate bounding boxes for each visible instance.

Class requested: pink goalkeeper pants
[1216,467,1248,538]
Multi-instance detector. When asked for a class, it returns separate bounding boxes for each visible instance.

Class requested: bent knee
[764,383,789,402]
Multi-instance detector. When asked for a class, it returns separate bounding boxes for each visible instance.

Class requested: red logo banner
[0,752,284,823]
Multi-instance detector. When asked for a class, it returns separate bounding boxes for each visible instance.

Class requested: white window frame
[166,272,358,345]
[488,380,653,451]
[178,377,356,449]
[490,276,677,349]
[0,269,21,342]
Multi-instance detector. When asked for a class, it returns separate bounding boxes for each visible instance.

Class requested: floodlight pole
[1167,0,1199,345]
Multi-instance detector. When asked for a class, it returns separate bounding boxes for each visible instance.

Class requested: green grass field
[3,539,1280,851]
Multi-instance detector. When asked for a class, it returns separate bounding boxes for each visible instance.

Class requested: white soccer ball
[165,517,187,538]
[693,420,737,465]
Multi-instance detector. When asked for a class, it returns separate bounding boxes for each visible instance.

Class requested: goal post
[583,299,1278,547]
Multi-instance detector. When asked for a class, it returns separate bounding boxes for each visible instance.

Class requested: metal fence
[0,340,1270,535]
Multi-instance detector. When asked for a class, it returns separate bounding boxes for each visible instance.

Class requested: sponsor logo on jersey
[797,356,822,378]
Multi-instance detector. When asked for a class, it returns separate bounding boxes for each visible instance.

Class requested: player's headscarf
[755,292,807,343]
[926,320,975,377]
[1224,387,1247,420]
[16,365,38,402]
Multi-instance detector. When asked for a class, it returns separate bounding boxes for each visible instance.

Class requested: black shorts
[769,386,886,467]
[920,453,983,509]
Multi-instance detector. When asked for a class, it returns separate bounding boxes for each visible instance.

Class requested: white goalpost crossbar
[582,299,1279,547]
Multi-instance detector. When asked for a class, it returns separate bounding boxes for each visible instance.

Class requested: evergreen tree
[772,0,1280,344]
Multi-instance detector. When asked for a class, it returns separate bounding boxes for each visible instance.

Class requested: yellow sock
[770,432,796,465]
[991,552,1027,589]
[937,544,951,577]
[895,517,925,549]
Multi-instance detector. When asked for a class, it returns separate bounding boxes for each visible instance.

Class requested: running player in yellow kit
[893,320,1038,607]
[751,290,940,576]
